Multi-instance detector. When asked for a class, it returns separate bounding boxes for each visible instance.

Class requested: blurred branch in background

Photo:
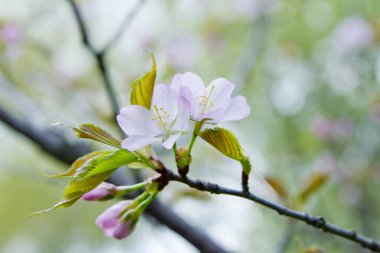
[232,10,272,92]
[275,220,296,253]
[66,0,149,120]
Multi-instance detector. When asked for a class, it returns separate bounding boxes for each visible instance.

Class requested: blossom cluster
[83,72,250,240]
[117,72,250,151]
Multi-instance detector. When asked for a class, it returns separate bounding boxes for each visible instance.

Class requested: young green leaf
[130,53,156,109]
[82,149,138,178]
[33,171,114,215]
[73,123,121,148]
[41,151,112,179]
[33,150,139,215]
[199,127,245,161]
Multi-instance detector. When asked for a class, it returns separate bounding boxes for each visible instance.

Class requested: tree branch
[162,168,380,252]
[0,105,230,253]
[100,0,148,53]
[67,0,120,119]
[64,2,230,252]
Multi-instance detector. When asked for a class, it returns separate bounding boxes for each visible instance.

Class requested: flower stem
[173,143,179,157]
[134,191,158,217]
[115,181,148,197]
[188,121,205,152]
[188,133,197,152]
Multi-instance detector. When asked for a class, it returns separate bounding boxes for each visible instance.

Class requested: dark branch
[66,0,94,53]
[64,2,230,252]
[67,0,120,119]
[163,169,380,252]
[0,105,230,253]
[100,0,148,53]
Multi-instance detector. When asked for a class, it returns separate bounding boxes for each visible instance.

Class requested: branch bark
[162,168,380,252]
[62,1,230,252]
[0,105,230,253]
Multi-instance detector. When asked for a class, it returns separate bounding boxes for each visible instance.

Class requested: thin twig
[231,12,272,93]
[66,0,120,119]
[100,0,148,54]
[163,169,380,252]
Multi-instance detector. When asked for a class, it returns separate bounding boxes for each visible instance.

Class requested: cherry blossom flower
[82,182,117,201]
[171,72,250,124]
[117,84,190,151]
[96,200,137,240]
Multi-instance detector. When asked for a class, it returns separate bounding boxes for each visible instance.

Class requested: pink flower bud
[82,182,117,201]
[96,200,137,240]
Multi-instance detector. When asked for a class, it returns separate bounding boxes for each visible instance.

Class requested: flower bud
[176,148,192,177]
[96,200,137,240]
[82,182,117,201]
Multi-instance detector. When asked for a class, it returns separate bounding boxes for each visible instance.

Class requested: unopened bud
[96,200,137,240]
[82,182,117,201]
[176,148,192,178]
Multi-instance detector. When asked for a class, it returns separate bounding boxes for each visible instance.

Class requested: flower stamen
[198,85,215,116]
[152,104,170,135]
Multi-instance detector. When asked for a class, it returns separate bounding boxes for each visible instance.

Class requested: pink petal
[113,220,134,240]
[162,132,181,149]
[82,182,116,201]
[172,97,190,132]
[121,135,161,151]
[172,72,205,118]
[221,96,251,122]
[170,73,183,94]
[96,201,132,234]
[178,72,206,98]
[200,108,225,123]
[117,106,160,137]
[151,84,178,123]
[207,78,235,113]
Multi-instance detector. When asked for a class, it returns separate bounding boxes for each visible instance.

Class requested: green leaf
[33,150,139,215]
[130,53,156,109]
[82,149,138,178]
[41,151,111,179]
[73,123,121,148]
[200,127,246,161]
[33,171,114,216]
[200,127,251,175]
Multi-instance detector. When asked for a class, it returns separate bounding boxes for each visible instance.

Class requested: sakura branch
[64,2,230,252]
[0,105,229,253]
[161,168,380,252]
[34,60,380,252]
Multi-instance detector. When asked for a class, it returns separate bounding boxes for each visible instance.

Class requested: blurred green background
[1,0,380,252]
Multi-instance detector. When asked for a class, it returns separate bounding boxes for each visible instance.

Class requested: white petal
[172,97,190,131]
[207,78,235,112]
[170,73,183,94]
[162,133,181,149]
[117,106,160,137]
[181,72,206,97]
[151,84,178,123]
[200,108,226,123]
[179,72,206,118]
[181,86,201,119]
[121,136,161,151]
[221,96,251,122]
